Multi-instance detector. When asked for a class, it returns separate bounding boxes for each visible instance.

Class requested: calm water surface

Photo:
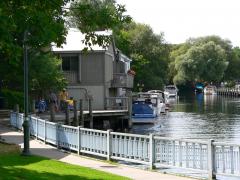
[132,93,240,143]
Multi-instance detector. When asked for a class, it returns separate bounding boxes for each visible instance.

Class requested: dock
[216,88,240,97]
[36,109,130,130]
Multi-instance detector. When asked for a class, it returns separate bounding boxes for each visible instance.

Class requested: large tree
[0,0,69,91]
[171,36,230,85]
[0,0,130,97]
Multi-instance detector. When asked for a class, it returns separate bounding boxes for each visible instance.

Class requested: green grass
[0,143,130,180]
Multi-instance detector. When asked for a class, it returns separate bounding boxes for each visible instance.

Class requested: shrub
[1,89,24,111]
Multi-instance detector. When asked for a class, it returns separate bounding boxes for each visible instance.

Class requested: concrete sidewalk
[0,119,194,180]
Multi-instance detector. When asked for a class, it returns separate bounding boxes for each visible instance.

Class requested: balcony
[63,71,78,84]
[111,73,134,88]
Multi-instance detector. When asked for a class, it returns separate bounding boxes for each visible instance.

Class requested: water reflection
[132,93,240,143]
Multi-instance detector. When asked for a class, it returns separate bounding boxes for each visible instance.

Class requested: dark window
[62,57,71,71]
[61,56,78,71]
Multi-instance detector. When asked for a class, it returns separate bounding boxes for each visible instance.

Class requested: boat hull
[132,114,157,124]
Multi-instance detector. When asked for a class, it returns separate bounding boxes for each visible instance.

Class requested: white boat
[164,85,178,98]
[132,92,166,124]
[203,85,217,95]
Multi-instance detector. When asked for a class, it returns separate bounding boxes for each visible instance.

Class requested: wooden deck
[37,109,129,122]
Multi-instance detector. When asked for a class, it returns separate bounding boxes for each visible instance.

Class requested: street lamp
[22,30,30,156]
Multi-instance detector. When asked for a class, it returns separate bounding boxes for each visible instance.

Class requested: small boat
[132,92,165,124]
[195,82,204,93]
[164,85,178,98]
[204,85,217,95]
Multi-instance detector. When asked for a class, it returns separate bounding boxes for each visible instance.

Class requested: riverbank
[0,118,193,180]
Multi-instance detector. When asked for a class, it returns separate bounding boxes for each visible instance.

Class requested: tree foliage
[115,22,170,90]
[171,36,230,85]
[0,0,69,96]
[29,52,67,97]
[69,0,131,49]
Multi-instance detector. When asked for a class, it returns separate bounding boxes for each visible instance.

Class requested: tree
[115,22,170,90]
[224,47,240,81]
[69,0,131,49]
[173,41,228,85]
[0,0,69,93]
[29,52,67,97]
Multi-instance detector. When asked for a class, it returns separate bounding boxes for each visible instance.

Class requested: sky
[116,0,240,47]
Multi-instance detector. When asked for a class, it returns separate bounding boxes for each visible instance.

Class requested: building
[52,29,134,110]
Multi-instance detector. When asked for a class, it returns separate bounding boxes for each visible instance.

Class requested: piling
[79,99,84,127]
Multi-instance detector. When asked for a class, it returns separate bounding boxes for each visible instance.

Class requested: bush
[1,89,24,111]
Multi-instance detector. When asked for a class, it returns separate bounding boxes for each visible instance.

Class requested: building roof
[52,28,132,62]
[52,28,110,52]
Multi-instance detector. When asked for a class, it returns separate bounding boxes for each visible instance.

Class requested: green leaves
[115,22,170,91]
[171,37,229,85]
[69,0,131,48]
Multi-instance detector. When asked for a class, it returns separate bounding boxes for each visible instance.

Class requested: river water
[132,92,240,143]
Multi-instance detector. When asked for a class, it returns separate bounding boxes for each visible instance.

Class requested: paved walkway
[0,119,194,180]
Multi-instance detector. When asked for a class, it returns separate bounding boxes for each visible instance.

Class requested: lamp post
[22,31,30,155]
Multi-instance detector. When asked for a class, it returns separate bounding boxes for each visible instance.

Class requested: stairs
[0,110,10,119]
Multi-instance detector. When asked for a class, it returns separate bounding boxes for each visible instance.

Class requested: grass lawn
[0,143,130,180]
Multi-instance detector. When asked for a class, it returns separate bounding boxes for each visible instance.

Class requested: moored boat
[164,85,178,98]
[204,85,217,95]
[132,92,165,124]
[195,82,204,93]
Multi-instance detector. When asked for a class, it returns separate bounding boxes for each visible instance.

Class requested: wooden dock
[36,109,130,130]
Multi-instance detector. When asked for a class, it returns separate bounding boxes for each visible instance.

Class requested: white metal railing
[10,112,240,179]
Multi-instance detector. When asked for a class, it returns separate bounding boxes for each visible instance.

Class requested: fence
[10,112,240,179]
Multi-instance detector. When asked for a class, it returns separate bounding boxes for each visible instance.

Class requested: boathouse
[52,29,134,110]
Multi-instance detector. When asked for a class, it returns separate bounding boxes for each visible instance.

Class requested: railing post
[149,133,155,169]
[208,139,216,180]
[56,123,60,149]
[78,126,83,155]
[14,105,19,128]
[107,129,112,161]
[36,117,38,139]
[44,120,46,144]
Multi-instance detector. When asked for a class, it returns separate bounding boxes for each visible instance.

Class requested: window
[61,56,78,71]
